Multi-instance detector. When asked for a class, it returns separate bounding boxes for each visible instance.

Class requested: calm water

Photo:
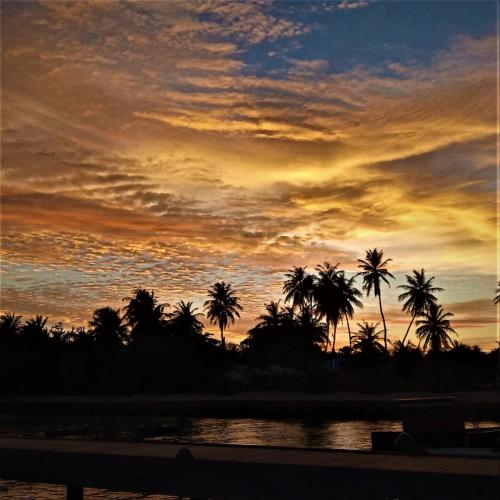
[1,416,498,499]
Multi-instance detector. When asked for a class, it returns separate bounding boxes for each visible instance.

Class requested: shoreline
[1,390,499,419]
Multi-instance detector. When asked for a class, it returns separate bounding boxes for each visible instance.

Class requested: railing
[0,438,499,499]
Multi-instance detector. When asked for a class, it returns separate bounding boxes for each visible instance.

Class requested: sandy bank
[1,391,499,419]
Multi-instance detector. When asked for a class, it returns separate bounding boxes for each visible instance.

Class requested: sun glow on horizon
[0,0,497,349]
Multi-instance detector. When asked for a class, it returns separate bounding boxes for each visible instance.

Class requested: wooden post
[66,485,84,500]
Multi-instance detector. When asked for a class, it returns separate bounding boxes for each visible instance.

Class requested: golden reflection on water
[147,417,403,450]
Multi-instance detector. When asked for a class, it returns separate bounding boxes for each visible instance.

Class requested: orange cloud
[0,2,496,347]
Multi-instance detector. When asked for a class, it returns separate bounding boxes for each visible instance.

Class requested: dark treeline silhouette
[1,250,498,395]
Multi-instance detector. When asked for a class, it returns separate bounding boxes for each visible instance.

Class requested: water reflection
[0,416,498,451]
[152,417,403,450]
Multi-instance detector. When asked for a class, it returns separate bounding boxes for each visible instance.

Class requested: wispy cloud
[0,1,496,346]
[337,1,370,11]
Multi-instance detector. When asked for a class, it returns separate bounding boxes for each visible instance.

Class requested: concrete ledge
[0,439,499,499]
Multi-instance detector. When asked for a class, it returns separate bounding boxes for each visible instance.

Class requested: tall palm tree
[169,301,204,336]
[415,303,456,354]
[204,282,243,349]
[314,262,340,351]
[398,269,443,345]
[123,288,167,343]
[283,266,316,315]
[352,321,385,356]
[169,300,205,389]
[0,312,22,342]
[89,307,127,346]
[336,272,363,348]
[357,248,394,351]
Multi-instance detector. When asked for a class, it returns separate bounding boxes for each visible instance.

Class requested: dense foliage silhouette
[1,253,498,395]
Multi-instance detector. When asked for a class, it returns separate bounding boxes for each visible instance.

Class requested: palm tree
[89,307,127,346]
[168,300,205,390]
[415,303,456,354]
[392,339,417,354]
[352,321,385,356]
[256,301,283,329]
[169,301,204,336]
[398,269,443,345]
[280,305,295,326]
[336,272,363,348]
[48,322,66,343]
[64,326,91,345]
[314,262,341,351]
[357,248,394,351]
[21,315,48,343]
[123,288,167,343]
[283,266,316,315]
[296,306,327,347]
[204,282,243,349]
[495,282,500,304]
[0,312,22,343]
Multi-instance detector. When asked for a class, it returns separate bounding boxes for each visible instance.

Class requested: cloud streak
[0,1,497,346]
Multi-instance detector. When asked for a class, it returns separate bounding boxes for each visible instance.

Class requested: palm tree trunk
[378,293,388,351]
[220,325,225,350]
[495,345,500,389]
[332,322,337,353]
[401,312,416,345]
[345,315,352,348]
[325,319,330,351]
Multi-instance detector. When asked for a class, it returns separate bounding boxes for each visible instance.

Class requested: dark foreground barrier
[0,438,499,499]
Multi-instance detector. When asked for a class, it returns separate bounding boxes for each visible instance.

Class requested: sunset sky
[1,0,498,348]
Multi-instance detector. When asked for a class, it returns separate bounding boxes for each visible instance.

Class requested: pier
[0,438,499,499]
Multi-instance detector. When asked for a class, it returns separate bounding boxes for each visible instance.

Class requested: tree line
[0,248,498,394]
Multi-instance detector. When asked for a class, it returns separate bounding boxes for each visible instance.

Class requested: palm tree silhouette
[204,282,242,349]
[352,321,385,356]
[296,306,327,346]
[398,269,443,345]
[256,301,282,329]
[416,303,456,354]
[0,312,22,342]
[123,288,167,343]
[283,266,316,316]
[357,248,394,351]
[392,339,416,354]
[89,307,127,346]
[336,271,363,348]
[495,282,500,304]
[314,262,341,351]
[21,315,49,343]
[169,301,204,336]
[64,326,91,345]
